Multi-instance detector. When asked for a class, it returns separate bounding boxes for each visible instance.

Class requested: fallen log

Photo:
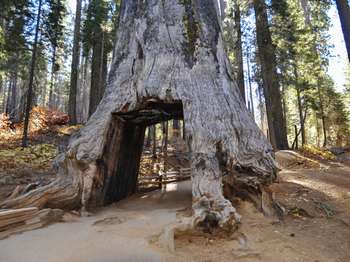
[0,208,64,240]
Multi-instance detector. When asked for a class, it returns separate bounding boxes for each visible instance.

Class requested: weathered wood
[0,208,63,239]
[1,0,278,230]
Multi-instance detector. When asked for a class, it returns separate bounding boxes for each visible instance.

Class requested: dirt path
[1,160,350,262]
[0,182,192,262]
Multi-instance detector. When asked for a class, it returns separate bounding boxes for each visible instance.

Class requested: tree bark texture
[2,0,277,229]
[253,0,289,150]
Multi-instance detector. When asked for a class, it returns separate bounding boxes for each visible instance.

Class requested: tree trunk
[89,30,104,117]
[48,47,57,110]
[299,0,311,25]
[253,0,289,150]
[233,0,245,102]
[294,66,306,146]
[5,77,13,114]
[68,0,82,124]
[152,125,157,158]
[4,0,278,230]
[162,121,169,160]
[1,77,8,113]
[22,0,42,147]
[172,119,180,137]
[317,83,327,147]
[0,76,3,113]
[99,30,108,101]
[335,0,350,62]
[145,127,152,147]
[9,71,18,120]
[246,48,255,119]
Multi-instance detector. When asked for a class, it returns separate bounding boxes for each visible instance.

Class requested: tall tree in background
[84,0,110,117]
[45,0,66,109]
[0,0,31,119]
[253,0,289,149]
[335,0,350,62]
[223,0,246,102]
[68,0,82,124]
[233,0,245,101]
[22,0,43,147]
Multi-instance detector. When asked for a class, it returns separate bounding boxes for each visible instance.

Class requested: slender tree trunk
[253,0,289,150]
[100,30,108,101]
[22,0,42,147]
[335,0,350,62]
[89,30,104,117]
[296,87,305,145]
[172,119,180,137]
[293,66,306,146]
[152,125,157,158]
[9,71,18,119]
[162,121,169,160]
[246,48,255,119]
[82,54,90,122]
[68,0,82,124]
[145,127,152,147]
[233,0,245,102]
[48,47,56,109]
[299,0,311,25]
[316,114,321,147]
[5,78,12,114]
[0,76,3,113]
[317,82,327,147]
[1,77,8,113]
[281,85,288,141]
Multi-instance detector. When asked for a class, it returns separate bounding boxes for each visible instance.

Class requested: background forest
[0,0,349,149]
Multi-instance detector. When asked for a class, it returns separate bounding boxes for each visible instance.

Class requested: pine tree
[253,0,289,150]
[22,0,43,147]
[44,0,66,109]
[68,0,82,124]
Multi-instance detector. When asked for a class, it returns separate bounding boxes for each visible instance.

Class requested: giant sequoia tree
[2,0,277,229]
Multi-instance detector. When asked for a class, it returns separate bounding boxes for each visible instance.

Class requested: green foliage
[270,0,349,147]
[82,0,111,56]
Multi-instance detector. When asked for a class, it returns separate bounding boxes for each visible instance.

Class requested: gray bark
[3,0,277,229]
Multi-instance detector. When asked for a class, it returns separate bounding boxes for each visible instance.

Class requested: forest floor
[0,115,350,261]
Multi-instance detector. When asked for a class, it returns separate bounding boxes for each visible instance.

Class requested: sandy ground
[1,155,350,262]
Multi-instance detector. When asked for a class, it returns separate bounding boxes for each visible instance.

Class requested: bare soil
[0,149,349,262]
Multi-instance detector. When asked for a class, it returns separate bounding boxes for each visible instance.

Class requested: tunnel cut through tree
[2,0,278,229]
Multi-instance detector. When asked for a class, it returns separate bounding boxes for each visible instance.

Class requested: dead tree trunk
[2,0,277,229]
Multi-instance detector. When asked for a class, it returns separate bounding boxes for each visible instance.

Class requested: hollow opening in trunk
[101,100,188,206]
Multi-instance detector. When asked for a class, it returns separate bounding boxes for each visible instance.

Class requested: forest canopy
[0,0,349,148]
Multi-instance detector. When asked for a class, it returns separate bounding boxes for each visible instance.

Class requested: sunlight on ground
[286,177,350,199]
[164,183,178,192]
